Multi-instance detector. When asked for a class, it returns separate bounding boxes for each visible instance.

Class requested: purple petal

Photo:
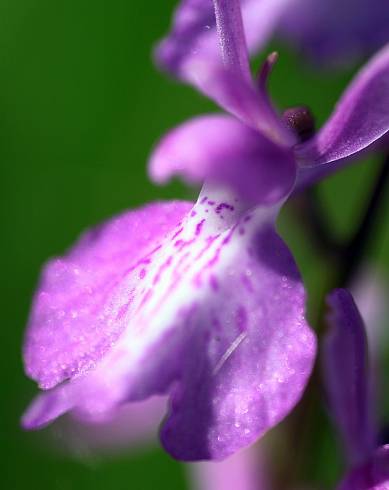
[23,186,315,461]
[323,289,376,466]
[22,385,74,429]
[156,0,292,80]
[149,114,296,205]
[338,445,389,490]
[296,44,389,167]
[182,61,292,145]
[279,0,389,67]
[23,201,193,390]
[156,0,293,146]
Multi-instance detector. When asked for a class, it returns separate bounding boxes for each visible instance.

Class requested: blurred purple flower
[152,0,389,196]
[323,289,389,489]
[278,0,389,67]
[22,182,315,461]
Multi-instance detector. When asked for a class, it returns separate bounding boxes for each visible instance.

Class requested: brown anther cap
[282,106,315,142]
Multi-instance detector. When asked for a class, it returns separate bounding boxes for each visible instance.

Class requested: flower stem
[337,153,389,287]
[292,188,342,257]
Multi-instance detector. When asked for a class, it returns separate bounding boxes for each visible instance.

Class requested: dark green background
[1,1,388,489]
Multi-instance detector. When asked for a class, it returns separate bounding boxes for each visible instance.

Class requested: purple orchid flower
[323,289,389,490]
[157,0,389,71]
[22,179,316,461]
[21,0,321,464]
[152,0,389,204]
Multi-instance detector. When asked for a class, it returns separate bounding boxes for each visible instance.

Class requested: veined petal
[23,186,315,461]
[296,44,389,166]
[23,201,193,390]
[149,115,296,205]
[323,289,376,466]
[338,446,389,490]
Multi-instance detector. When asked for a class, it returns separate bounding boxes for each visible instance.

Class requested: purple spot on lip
[153,256,173,285]
[209,275,219,291]
[200,196,208,204]
[137,288,153,313]
[190,210,197,217]
[172,227,184,240]
[215,203,234,214]
[244,215,252,222]
[241,274,254,293]
[139,268,147,279]
[195,219,206,236]
[116,302,130,321]
[212,317,222,332]
[207,200,215,206]
[236,306,248,333]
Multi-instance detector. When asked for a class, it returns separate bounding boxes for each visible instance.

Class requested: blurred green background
[1,1,388,489]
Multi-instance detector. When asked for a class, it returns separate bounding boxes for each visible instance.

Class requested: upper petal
[149,114,296,205]
[156,0,292,146]
[156,0,292,80]
[323,289,376,466]
[213,0,251,81]
[296,44,389,167]
[182,60,292,145]
[23,201,193,390]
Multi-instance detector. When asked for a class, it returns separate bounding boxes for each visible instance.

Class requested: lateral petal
[150,114,296,205]
[296,44,389,166]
